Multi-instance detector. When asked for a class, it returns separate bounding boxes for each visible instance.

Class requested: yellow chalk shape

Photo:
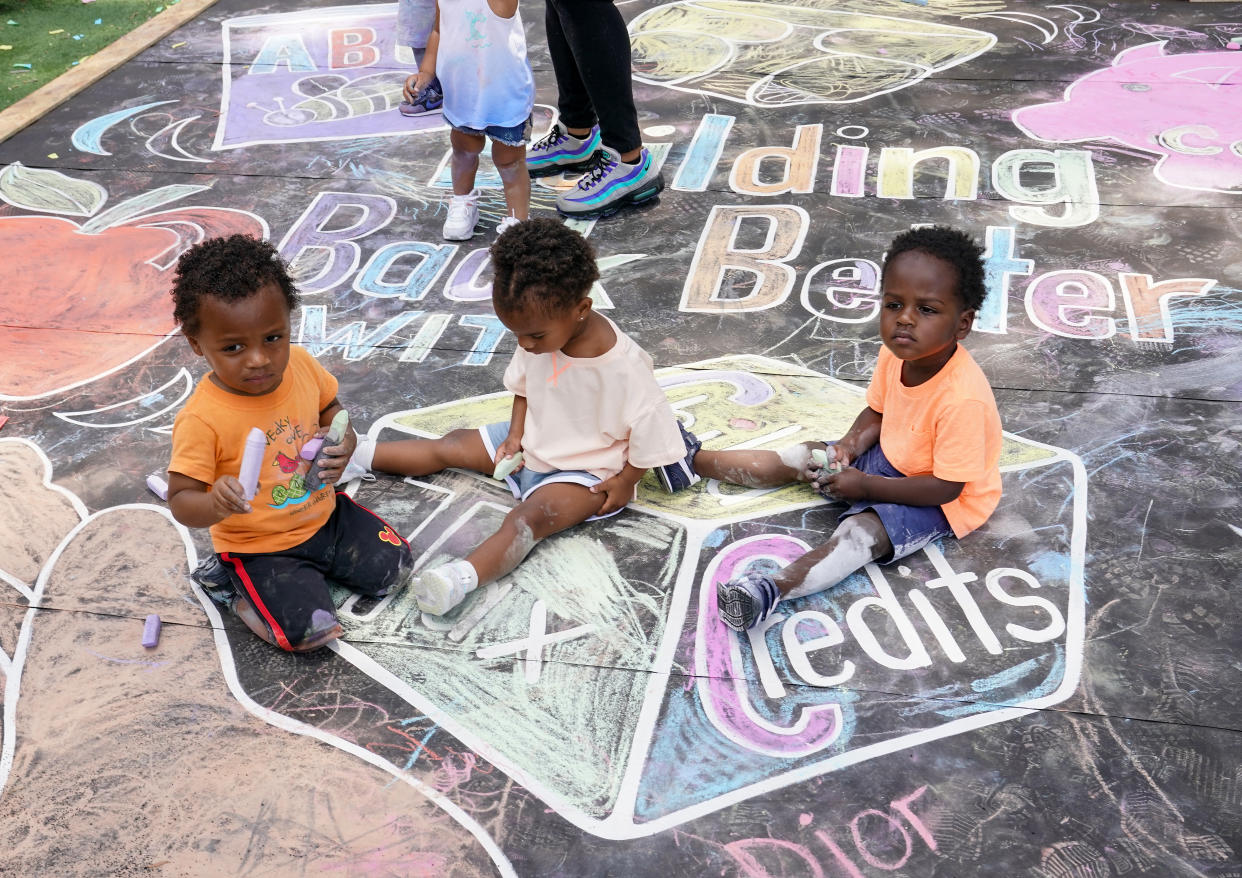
[48,29,63,34]
[47,153,58,159]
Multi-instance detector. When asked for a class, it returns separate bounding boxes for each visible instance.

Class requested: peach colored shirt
[169,346,338,553]
[503,317,685,479]
[866,345,1002,538]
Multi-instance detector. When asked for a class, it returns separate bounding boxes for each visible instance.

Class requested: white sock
[339,434,376,483]
[445,558,479,594]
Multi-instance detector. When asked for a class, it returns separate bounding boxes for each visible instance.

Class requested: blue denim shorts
[445,113,533,147]
[479,422,621,520]
[835,442,954,563]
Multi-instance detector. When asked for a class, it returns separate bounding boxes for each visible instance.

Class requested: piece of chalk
[0,414,8,431]
[811,448,843,473]
[300,436,324,461]
[145,472,169,501]
[492,452,524,480]
[238,426,266,501]
[142,614,161,648]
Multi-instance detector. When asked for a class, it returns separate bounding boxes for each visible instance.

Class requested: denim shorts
[835,442,954,563]
[479,422,622,520]
[445,113,533,147]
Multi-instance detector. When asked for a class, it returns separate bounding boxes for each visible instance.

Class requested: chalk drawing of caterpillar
[628,0,995,107]
[263,72,409,127]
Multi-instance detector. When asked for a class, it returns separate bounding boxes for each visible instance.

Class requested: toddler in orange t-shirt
[166,235,412,652]
[690,226,1003,631]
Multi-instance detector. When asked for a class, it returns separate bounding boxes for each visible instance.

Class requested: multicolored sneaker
[555,146,664,219]
[527,122,601,177]
[655,421,702,493]
[716,571,781,632]
[399,77,443,116]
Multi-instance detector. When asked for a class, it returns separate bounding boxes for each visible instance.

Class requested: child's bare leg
[491,140,530,220]
[372,429,494,477]
[694,441,826,487]
[414,482,606,614]
[717,511,891,631]
[466,482,604,583]
[778,512,891,599]
[451,129,486,194]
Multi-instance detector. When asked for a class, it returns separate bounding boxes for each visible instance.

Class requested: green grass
[0,0,170,111]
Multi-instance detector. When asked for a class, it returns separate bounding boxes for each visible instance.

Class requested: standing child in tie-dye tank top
[404,0,535,240]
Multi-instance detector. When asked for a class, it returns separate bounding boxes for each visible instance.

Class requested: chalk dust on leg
[0,505,496,876]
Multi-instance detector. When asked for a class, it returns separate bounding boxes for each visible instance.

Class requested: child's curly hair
[171,234,300,336]
[490,218,600,317]
[881,226,987,312]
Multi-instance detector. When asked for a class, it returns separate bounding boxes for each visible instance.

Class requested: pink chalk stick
[300,437,325,461]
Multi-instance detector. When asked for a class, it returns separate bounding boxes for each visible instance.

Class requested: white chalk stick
[238,427,266,501]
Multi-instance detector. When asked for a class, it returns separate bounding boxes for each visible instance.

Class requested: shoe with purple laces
[527,122,602,177]
[555,145,664,219]
[716,571,781,632]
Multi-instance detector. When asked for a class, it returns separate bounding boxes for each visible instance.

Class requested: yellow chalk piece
[49,28,64,34]
[47,153,58,159]
[0,45,11,51]
[171,41,185,48]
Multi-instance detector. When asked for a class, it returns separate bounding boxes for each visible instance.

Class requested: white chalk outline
[0,458,514,876]
[330,355,1088,839]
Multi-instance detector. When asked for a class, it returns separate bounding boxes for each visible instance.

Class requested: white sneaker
[414,559,478,615]
[496,214,521,235]
[443,190,479,241]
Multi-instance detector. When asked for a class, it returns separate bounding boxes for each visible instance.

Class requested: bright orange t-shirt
[169,345,338,553]
[865,344,1002,538]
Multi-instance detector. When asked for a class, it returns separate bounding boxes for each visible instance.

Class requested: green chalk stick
[325,409,349,444]
[493,452,523,480]
[812,448,843,473]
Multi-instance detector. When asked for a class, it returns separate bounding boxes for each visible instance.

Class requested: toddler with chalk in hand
[166,235,412,652]
[688,226,1004,631]
[345,219,699,616]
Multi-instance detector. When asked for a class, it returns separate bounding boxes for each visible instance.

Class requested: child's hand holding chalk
[211,474,252,517]
[811,448,845,475]
[309,410,353,487]
[493,451,524,480]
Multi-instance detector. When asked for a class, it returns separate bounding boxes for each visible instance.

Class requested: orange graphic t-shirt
[865,344,1002,539]
[169,346,338,554]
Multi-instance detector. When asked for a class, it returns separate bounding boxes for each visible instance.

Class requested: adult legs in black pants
[544,0,642,161]
[535,0,665,217]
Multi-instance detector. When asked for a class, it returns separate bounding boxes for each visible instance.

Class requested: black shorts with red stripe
[218,494,411,651]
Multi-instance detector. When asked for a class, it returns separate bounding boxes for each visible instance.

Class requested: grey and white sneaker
[527,122,601,177]
[443,190,480,241]
[716,571,781,632]
[555,145,664,219]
